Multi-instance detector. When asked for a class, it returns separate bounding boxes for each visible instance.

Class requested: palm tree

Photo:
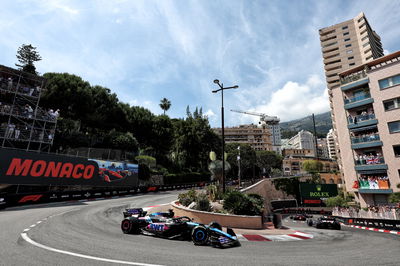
[159,98,171,115]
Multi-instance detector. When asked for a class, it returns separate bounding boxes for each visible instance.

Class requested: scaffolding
[0,64,57,152]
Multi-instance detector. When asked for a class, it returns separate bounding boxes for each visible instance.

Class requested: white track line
[21,233,163,266]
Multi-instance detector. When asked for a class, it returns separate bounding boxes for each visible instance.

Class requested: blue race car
[121,208,240,248]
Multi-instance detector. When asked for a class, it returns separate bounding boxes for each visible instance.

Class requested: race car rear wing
[123,208,147,218]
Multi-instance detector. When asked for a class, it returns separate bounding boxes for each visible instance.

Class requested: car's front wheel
[191,225,209,245]
[121,219,138,234]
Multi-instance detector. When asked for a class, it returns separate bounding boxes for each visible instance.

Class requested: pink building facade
[336,51,400,207]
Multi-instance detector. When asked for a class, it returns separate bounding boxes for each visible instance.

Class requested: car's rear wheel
[191,225,209,245]
[121,219,137,234]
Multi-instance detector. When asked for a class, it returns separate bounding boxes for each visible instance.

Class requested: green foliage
[226,143,256,180]
[279,111,332,138]
[389,192,400,204]
[325,195,348,207]
[16,44,42,74]
[272,177,301,199]
[255,150,283,176]
[302,160,324,173]
[223,191,264,216]
[159,98,171,115]
[178,189,197,206]
[195,193,212,212]
[206,184,223,201]
[135,155,156,168]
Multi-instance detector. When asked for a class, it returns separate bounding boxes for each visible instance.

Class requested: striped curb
[237,231,313,242]
[344,224,400,236]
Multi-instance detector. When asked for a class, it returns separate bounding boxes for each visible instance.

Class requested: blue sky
[1,0,399,127]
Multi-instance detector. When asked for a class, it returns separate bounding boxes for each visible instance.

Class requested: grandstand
[0,64,57,152]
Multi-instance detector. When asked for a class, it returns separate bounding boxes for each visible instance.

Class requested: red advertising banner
[0,149,138,187]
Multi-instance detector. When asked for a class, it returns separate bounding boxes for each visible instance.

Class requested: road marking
[21,233,164,266]
[242,234,271,241]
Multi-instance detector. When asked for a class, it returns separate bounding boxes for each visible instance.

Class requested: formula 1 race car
[290,214,307,221]
[121,208,240,248]
[307,216,341,230]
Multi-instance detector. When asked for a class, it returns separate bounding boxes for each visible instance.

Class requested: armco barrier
[334,216,400,231]
[0,182,210,209]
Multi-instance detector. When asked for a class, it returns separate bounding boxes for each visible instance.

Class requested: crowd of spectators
[347,109,375,124]
[0,122,55,143]
[333,205,400,220]
[354,153,384,165]
[0,76,41,97]
[350,131,379,143]
[0,101,59,122]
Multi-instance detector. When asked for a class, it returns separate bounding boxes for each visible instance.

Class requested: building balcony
[350,134,382,149]
[348,114,377,129]
[344,93,373,110]
[354,158,388,171]
[357,179,392,194]
[341,77,369,91]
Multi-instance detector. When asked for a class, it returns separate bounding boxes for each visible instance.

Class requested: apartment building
[213,124,272,151]
[335,51,400,206]
[326,129,337,159]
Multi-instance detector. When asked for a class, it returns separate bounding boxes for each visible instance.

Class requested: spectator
[14,126,20,139]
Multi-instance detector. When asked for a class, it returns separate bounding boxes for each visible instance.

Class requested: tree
[226,143,256,180]
[302,159,323,183]
[16,44,42,74]
[159,98,171,115]
[256,150,282,177]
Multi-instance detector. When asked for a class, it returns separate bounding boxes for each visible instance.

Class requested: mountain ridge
[280,111,332,139]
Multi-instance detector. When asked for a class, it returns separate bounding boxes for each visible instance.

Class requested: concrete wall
[171,201,262,229]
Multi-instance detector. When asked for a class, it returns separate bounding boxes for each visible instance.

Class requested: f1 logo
[18,194,43,203]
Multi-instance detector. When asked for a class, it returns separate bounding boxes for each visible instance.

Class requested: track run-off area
[1,191,399,266]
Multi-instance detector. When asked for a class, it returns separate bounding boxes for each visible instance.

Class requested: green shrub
[325,195,348,207]
[178,189,197,206]
[389,192,400,203]
[195,193,211,212]
[223,191,264,216]
[206,184,223,201]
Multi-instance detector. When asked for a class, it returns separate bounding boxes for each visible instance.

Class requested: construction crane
[230,109,280,124]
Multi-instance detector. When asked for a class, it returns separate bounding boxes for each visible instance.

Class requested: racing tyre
[191,225,209,245]
[307,219,313,227]
[121,219,137,234]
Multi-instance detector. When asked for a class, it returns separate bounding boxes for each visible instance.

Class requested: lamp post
[237,145,241,189]
[212,79,238,193]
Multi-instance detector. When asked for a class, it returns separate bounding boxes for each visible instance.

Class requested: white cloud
[252,75,329,122]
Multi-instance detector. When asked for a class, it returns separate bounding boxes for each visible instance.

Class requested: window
[379,74,400,89]
[342,26,348,30]
[346,50,353,54]
[344,38,351,42]
[383,97,400,111]
[348,56,354,60]
[361,36,368,41]
[343,32,349,36]
[345,44,352,48]
[359,22,366,29]
[388,121,400,134]
[394,145,400,157]
[349,63,355,66]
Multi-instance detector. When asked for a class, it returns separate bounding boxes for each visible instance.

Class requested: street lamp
[212,79,239,193]
[237,145,241,189]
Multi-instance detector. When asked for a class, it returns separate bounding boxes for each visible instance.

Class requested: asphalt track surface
[0,191,399,266]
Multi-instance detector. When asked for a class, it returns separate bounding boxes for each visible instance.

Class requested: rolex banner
[300,183,338,200]
[0,149,138,187]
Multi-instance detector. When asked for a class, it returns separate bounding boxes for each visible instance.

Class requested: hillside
[280,111,332,139]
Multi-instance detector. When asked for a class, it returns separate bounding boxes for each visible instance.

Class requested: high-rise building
[334,51,400,207]
[213,124,272,151]
[319,12,384,90]
[326,129,337,159]
[319,12,385,205]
